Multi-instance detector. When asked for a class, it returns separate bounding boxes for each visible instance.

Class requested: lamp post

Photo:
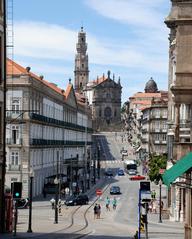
[27,168,34,233]
[159,179,162,223]
[54,177,59,224]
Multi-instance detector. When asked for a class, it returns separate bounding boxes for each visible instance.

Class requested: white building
[5,59,93,197]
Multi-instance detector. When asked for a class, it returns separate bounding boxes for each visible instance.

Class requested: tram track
[22,183,111,239]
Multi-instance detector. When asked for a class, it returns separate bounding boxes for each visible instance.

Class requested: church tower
[74,27,89,92]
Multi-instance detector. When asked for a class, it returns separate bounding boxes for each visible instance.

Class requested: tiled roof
[7,58,66,97]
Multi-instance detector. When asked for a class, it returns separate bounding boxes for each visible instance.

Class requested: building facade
[127,81,168,156]
[91,71,122,131]
[5,59,93,198]
[165,1,192,238]
[141,98,168,156]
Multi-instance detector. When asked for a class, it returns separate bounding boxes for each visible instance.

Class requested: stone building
[5,59,93,198]
[74,28,122,131]
[162,1,192,238]
[141,97,168,156]
[91,71,122,131]
[127,80,168,154]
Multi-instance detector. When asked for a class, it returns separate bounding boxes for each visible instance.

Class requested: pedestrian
[151,190,156,200]
[148,201,152,213]
[94,203,98,219]
[97,204,101,219]
[152,201,157,214]
[106,196,110,211]
[112,197,117,210]
[50,198,55,209]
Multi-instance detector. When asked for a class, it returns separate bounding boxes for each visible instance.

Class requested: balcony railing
[30,113,93,133]
[8,164,21,171]
[30,138,92,146]
[6,138,22,145]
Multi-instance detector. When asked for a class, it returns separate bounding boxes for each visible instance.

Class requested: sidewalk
[1,177,108,239]
[144,182,184,239]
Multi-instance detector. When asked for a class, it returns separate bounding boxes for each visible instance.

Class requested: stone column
[174,186,180,222]
[175,103,180,142]
[180,188,185,222]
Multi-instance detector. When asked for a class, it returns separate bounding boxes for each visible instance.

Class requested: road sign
[96,189,102,196]
[159,169,165,174]
[140,181,150,192]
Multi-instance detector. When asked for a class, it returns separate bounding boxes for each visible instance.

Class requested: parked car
[117,169,125,176]
[110,186,121,195]
[105,168,113,177]
[130,175,146,181]
[65,194,89,206]
[17,198,29,209]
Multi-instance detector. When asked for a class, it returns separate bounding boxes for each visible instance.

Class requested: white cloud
[14,20,168,76]
[14,21,77,60]
[84,0,168,29]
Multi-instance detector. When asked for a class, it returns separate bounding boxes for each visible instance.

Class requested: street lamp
[159,179,162,223]
[54,177,59,224]
[27,168,34,233]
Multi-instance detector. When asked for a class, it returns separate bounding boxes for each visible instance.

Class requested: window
[11,125,19,144]
[12,98,20,114]
[82,64,84,68]
[11,151,19,165]
[162,134,167,141]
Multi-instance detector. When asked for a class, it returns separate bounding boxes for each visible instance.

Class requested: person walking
[94,203,98,219]
[50,198,55,209]
[112,197,117,210]
[106,196,110,211]
[97,204,101,219]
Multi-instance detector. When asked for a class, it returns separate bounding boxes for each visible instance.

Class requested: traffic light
[11,182,22,199]
[140,181,150,192]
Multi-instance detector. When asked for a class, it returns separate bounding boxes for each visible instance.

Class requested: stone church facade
[74,28,122,131]
[92,72,122,131]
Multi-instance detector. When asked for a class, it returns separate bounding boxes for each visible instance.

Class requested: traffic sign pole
[138,189,141,239]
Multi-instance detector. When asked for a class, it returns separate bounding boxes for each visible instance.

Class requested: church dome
[144,77,158,93]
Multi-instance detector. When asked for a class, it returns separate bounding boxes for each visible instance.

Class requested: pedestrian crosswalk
[102,160,123,164]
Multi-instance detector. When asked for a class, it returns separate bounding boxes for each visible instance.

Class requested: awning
[162,152,192,187]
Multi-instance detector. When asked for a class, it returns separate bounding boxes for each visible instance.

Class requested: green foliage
[148,154,167,184]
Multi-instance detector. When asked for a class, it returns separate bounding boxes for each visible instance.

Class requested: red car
[130,175,146,181]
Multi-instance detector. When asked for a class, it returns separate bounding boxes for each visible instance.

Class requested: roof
[162,152,192,187]
[7,59,66,97]
[131,92,162,98]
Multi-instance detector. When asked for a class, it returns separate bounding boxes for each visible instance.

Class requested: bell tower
[74,27,89,92]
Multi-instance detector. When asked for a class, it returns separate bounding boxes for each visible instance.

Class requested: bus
[124,160,137,175]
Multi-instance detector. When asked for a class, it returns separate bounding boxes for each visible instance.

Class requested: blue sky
[12,0,170,103]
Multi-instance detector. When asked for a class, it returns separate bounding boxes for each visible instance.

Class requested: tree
[148,154,167,183]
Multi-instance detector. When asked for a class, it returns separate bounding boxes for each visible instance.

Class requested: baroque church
[74,27,122,131]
